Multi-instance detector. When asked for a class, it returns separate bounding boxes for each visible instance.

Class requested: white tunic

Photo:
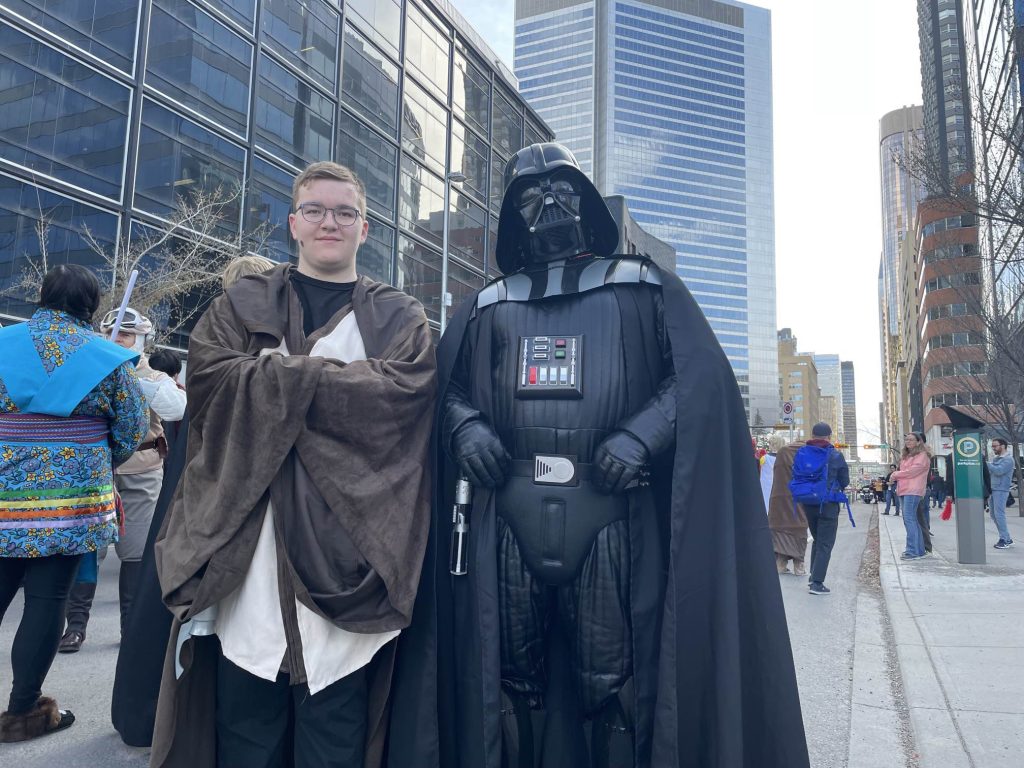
[214,312,399,694]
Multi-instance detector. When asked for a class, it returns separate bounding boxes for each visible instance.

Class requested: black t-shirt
[290,269,356,336]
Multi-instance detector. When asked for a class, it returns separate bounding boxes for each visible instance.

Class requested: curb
[847,510,917,768]
[877,514,974,768]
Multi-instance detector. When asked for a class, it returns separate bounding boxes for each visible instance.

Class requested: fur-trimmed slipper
[0,696,76,742]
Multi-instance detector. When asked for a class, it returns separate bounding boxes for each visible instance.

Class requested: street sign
[781,401,794,425]
[863,444,890,449]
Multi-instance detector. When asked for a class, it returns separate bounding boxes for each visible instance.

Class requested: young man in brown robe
[150,162,436,768]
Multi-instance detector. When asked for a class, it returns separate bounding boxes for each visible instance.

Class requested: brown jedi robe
[150,265,436,768]
[768,442,809,561]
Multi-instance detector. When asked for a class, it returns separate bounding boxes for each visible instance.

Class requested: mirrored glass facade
[514,0,778,423]
[0,0,551,340]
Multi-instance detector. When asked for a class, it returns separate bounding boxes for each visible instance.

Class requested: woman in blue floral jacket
[0,265,147,742]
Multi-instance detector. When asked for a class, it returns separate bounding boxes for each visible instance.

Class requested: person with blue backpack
[788,422,851,595]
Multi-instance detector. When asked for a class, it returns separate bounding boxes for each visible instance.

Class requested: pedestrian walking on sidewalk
[890,432,932,559]
[768,436,808,575]
[883,464,901,515]
[59,308,186,654]
[987,438,1015,549]
[0,265,147,742]
[790,422,849,595]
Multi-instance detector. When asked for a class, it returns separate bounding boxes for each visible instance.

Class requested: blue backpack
[788,444,855,526]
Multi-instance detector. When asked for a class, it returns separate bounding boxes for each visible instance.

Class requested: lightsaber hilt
[449,474,472,576]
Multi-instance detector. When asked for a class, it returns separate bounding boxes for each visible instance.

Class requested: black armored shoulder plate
[477,257,662,309]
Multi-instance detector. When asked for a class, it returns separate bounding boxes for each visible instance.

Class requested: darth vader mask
[513,170,587,262]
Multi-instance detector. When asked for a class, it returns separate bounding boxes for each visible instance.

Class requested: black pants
[804,504,839,585]
[497,516,632,716]
[216,655,368,768]
[0,554,83,713]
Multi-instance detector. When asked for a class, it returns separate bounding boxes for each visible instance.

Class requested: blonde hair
[221,255,276,289]
[291,161,367,218]
[768,434,787,453]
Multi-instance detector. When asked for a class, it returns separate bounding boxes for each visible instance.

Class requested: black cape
[387,263,810,767]
[111,415,188,747]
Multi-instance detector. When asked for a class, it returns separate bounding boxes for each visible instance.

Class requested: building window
[5,0,139,74]
[925,331,985,352]
[402,78,448,177]
[445,257,484,325]
[450,120,489,204]
[254,54,334,169]
[261,0,339,91]
[204,0,256,31]
[133,100,245,236]
[245,156,294,262]
[147,0,253,137]
[452,44,490,138]
[492,89,523,157]
[396,234,442,324]
[0,24,131,200]
[398,156,444,249]
[341,24,400,138]
[924,272,980,291]
[0,175,118,319]
[404,2,450,100]
[337,109,397,221]
[448,189,487,272]
[926,302,969,320]
[344,0,401,61]
[361,216,395,284]
[490,150,506,215]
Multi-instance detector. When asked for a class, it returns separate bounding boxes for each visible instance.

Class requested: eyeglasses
[296,203,362,227]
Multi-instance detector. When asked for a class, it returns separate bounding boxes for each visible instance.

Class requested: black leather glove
[593,430,649,495]
[451,419,510,489]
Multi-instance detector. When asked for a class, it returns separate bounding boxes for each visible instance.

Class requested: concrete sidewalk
[878,506,1024,768]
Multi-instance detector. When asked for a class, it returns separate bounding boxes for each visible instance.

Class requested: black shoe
[808,582,830,595]
[882,511,890,515]
[994,539,1010,549]
[57,630,84,654]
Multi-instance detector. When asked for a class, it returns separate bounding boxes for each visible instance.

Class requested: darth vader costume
[386,144,809,768]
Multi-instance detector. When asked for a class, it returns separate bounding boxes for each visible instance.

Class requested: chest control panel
[516,335,583,399]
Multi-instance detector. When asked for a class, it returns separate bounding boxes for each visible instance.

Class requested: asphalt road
[2,502,877,768]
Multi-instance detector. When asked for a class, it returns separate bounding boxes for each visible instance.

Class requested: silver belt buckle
[533,454,578,486]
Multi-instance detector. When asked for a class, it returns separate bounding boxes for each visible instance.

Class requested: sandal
[0,696,76,742]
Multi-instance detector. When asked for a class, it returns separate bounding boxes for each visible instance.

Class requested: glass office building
[0,0,552,341]
[514,0,778,423]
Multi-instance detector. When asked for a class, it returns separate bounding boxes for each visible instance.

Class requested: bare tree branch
[4,184,276,342]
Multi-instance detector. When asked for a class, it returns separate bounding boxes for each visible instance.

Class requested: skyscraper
[916,0,991,442]
[513,0,778,424]
[813,353,843,435]
[841,361,859,461]
[877,105,924,446]
[962,0,1024,314]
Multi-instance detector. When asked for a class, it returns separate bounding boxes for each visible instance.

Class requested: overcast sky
[449,0,923,462]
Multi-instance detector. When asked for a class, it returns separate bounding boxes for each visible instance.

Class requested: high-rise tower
[513,0,777,424]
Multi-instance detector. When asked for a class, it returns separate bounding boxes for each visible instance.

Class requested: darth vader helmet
[495,143,619,274]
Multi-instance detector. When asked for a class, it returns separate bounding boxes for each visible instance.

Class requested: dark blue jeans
[884,488,900,513]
